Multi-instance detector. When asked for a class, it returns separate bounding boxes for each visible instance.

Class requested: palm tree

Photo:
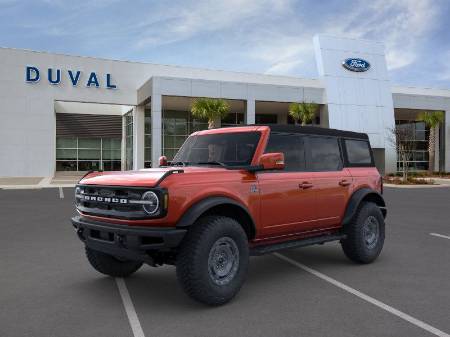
[191,98,230,129]
[289,102,319,126]
[417,111,444,173]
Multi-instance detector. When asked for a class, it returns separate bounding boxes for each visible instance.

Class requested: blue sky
[1,0,449,88]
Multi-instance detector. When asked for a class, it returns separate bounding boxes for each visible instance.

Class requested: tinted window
[345,139,372,165]
[173,132,260,166]
[307,137,342,171]
[265,133,305,171]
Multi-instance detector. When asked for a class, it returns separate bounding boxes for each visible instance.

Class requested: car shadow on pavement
[120,254,311,310]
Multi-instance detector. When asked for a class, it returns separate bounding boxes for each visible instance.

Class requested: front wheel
[176,216,249,306]
[341,202,385,264]
[85,247,143,277]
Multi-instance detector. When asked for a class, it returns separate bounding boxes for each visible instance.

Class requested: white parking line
[274,253,450,337]
[115,278,146,337]
[430,233,450,240]
[58,187,64,199]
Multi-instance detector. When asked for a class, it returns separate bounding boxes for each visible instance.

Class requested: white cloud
[3,0,445,85]
[325,0,440,70]
[135,0,293,49]
[249,0,442,75]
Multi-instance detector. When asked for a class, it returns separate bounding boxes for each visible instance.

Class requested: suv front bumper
[71,216,187,263]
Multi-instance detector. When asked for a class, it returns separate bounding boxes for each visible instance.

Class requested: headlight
[141,191,160,215]
[75,187,82,205]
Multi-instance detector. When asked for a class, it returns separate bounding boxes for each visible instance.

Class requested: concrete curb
[0,184,76,190]
[384,183,450,189]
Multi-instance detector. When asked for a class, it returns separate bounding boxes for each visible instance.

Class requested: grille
[75,185,157,219]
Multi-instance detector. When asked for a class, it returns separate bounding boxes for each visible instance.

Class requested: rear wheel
[341,202,385,264]
[85,247,143,277]
[176,216,249,306]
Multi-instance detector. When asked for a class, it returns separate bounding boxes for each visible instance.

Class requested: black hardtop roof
[258,124,369,140]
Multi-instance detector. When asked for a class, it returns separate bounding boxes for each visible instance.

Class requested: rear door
[257,132,317,238]
[305,136,352,229]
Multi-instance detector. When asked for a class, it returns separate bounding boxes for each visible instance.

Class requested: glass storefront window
[56,137,122,171]
[144,109,152,168]
[78,138,101,149]
[56,149,77,160]
[144,109,209,164]
[257,114,278,124]
[124,111,133,170]
[162,110,208,161]
[396,120,430,172]
[56,137,77,148]
[222,112,244,127]
[144,108,245,165]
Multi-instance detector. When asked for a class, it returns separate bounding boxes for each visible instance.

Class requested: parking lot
[0,187,449,337]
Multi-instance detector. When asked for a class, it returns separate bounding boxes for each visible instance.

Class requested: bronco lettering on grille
[81,195,128,204]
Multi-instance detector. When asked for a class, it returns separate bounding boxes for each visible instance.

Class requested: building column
[246,99,255,124]
[445,110,450,172]
[121,114,126,171]
[151,94,162,168]
[434,125,440,171]
[278,109,288,124]
[132,105,145,170]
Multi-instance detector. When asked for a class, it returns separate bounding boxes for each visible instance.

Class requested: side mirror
[159,155,168,167]
[258,153,285,170]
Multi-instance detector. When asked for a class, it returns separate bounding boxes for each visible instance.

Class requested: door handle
[339,179,351,187]
[299,182,313,189]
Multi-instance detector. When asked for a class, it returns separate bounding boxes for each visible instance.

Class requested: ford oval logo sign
[342,58,370,72]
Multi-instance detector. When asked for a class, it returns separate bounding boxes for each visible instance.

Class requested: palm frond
[289,102,319,125]
[417,111,444,128]
[191,98,230,128]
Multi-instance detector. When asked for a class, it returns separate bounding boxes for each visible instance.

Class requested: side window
[265,133,305,171]
[306,136,342,171]
[345,139,373,165]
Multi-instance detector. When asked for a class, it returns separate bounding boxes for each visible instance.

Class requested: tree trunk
[402,154,407,181]
[208,119,216,129]
[428,127,436,173]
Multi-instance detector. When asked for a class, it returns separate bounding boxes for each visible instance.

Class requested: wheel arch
[342,188,387,226]
[176,196,256,240]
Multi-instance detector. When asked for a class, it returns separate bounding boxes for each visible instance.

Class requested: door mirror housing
[159,155,168,167]
[258,153,285,170]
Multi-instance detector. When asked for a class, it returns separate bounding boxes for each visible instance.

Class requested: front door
[257,133,317,238]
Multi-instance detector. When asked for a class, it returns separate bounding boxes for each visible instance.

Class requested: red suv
[72,125,386,305]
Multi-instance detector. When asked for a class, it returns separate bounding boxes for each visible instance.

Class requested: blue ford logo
[342,58,370,72]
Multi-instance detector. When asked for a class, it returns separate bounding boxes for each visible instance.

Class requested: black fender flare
[176,196,257,238]
[342,188,387,225]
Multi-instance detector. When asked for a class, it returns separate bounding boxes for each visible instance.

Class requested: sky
[1,0,449,88]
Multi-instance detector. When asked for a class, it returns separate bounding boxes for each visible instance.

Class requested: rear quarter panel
[347,167,382,194]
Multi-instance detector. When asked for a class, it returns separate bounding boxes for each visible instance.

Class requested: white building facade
[1,35,449,180]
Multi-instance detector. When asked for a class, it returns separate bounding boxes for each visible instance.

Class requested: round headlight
[141,191,159,215]
[75,187,81,205]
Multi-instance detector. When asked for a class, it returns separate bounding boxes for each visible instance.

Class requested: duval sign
[25,66,117,89]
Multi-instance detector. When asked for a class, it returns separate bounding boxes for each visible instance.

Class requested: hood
[79,166,227,187]
[80,168,177,187]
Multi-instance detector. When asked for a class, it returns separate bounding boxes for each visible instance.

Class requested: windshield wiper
[169,161,189,167]
[194,161,227,167]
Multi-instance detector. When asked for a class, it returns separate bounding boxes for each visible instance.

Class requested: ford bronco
[72,125,386,305]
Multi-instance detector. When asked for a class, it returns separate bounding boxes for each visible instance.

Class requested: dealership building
[1,35,449,182]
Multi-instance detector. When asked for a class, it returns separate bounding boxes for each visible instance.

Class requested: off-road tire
[341,201,385,264]
[176,216,249,306]
[85,247,143,277]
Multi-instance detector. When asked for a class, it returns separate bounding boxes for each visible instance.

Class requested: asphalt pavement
[0,187,449,337]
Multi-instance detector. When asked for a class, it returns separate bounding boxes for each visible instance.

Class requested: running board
[250,234,346,256]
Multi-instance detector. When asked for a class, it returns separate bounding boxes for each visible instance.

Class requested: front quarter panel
[160,169,260,228]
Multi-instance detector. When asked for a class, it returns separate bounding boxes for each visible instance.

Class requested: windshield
[172,131,261,167]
